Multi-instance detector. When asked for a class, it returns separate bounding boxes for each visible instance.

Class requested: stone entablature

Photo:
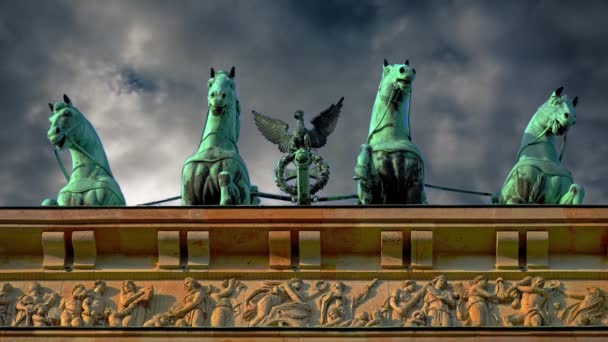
[1,207,608,336]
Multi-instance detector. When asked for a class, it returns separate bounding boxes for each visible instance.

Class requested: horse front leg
[559,183,585,205]
[218,171,241,205]
[354,144,381,205]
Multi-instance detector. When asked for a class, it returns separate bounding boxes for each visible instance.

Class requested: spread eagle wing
[252,110,292,153]
[308,97,343,149]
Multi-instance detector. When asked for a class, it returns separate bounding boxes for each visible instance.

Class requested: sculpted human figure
[143,304,179,327]
[404,309,427,327]
[422,275,456,327]
[12,282,59,327]
[0,283,15,326]
[32,304,52,327]
[319,281,349,326]
[457,275,500,327]
[82,281,109,327]
[385,280,427,324]
[59,284,87,327]
[243,279,327,327]
[505,277,551,326]
[559,287,608,326]
[112,280,154,327]
[209,278,244,327]
[171,278,209,327]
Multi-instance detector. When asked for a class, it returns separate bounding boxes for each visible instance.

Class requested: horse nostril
[221,93,226,99]
[399,67,405,73]
[564,112,569,118]
[55,127,60,134]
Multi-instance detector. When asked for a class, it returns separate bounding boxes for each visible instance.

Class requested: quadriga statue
[43,95,125,206]
[354,59,426,204]
[181,67,254,205]
[497,87,584,204]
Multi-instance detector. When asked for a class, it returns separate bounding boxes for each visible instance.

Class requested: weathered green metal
[253,99,341,205]
[496,87,584,204]
[181,67,255,205]
[251,98,343,153]
[43,95,125,206]
[295,149,311,205]
[354,59,426,205]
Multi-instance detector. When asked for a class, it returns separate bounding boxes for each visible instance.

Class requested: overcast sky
[1,0,607,206]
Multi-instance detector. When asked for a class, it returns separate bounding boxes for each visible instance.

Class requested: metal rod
[251,191,293,202]
[315,194,358,202]
[424,183,493,196]
[138,196,182,206]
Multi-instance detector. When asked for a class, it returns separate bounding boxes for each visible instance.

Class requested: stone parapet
[0,206,607,336]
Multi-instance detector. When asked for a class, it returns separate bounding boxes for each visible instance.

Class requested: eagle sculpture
[252,97,344,153]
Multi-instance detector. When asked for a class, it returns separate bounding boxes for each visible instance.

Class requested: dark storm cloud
[0,0,607,206]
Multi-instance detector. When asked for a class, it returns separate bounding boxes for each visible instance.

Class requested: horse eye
[211,92,216,97]
[222,93,226,98]
[399,67,405,73]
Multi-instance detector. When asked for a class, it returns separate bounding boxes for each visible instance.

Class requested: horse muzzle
[48,133,67,149]
[210,105,226,116]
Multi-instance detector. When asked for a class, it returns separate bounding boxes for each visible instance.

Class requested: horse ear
[383,58,389,67]
[572,96,578,107]
[554,86,564,97]
[48,103,54,112]
[210,67,215,78]
[229,66,235,79]
[405,59,409,66]
[63,94,71,104]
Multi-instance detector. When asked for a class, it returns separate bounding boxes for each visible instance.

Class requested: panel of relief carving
[1,277,607,328]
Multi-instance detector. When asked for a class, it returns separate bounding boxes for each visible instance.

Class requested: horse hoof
[42,198,58,206]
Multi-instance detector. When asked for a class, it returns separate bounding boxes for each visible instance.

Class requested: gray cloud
[0,0,606,206]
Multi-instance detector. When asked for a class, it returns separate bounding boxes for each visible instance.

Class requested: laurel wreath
[274,151,330,197]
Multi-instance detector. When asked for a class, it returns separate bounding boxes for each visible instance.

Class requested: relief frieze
[1,276,607,328]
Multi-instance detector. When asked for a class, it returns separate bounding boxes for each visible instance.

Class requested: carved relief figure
[82,281,109,327]
[559,287,608,326]
[319,281,349,327]
[505,276,554,327]
[457,275,500,327]
[12,282,59,327]
[384,280,427,324]
[171,278,209,327]
[59,284,87,327]
[0,283,15,326]
[114,280,154,327]
[243,279,327,327]
[404,309,427,327]
[32,304,52,327]
[422,275,456,327]
[143,304,179,327]
[209,278,245,327]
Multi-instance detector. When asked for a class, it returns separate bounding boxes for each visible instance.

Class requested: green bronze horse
[181,67,253,205]
[497,87,584,204]
[354,59,426,204]
[43,95,125,206]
